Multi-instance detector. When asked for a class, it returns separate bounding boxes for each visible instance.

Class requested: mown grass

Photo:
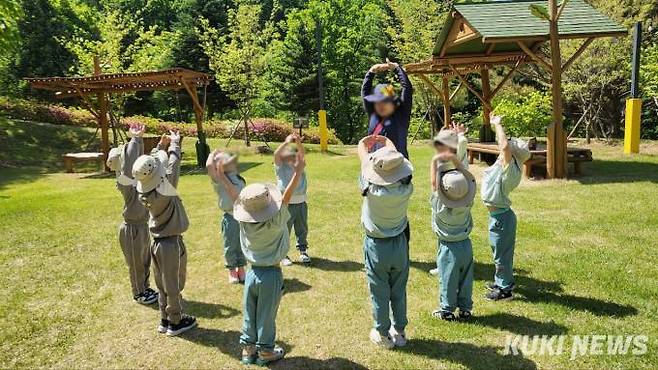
[1,119,657,369]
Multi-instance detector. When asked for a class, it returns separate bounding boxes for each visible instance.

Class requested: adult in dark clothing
[361,59,413,158]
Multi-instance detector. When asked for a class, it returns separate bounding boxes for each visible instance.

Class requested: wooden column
[442,76,451,128]
[480,66,494,142]
[94,56,110,172]
[547,0,567,178]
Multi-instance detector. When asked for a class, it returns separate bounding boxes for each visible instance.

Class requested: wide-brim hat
[132,152,167,193]
[509,138,531,164]
[433,129,459,149]
[233,183,283,223]
[364,83,398,103]
[106,146,123,171]
[436,162,476,208]
[214,151,238,166]
[363,147,413,186]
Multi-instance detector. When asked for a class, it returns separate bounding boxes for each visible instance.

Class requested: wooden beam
[557,0,569,20]
[547,0,568,179]
[180,78,205,134]
[491,59,523,98]
[418,74,444,103]
[448,64,492,110]
[442,76,451,127]
[449,81,463,102]
[486,42,497,56]
[94,56,110,172]
[517,41,552,71]
[561,38,594,72]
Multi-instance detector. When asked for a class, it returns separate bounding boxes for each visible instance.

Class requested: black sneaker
[485,288,513,301]
[431,310,456,321]
[157,319,170,334]
[134,289,159,305]
[458,310,473,320]
[486,282,515,291]
[166,314,197,336]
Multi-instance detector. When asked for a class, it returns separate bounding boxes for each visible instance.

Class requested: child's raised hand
[206,149,220,168]
[490,113,503,126]
[451,121,467,135]
[169,130,181,144]
[285,134,295,144]
[129,123,145,137]
[158,133,171,149]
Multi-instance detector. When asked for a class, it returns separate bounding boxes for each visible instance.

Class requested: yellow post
[318,109,328,152]
[624,98,642,154]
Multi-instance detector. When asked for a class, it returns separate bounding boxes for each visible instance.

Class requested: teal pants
[287,202,308,252]
[221,213,246,268]
[240,266,284,351]
[437,239,473,313]
[363,232,409,335]
[489,208,517,291]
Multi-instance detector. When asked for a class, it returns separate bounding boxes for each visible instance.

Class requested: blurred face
[374,101,396,118]
[283,154,296,166]
[433,142,455,155]
[221,159,238,173]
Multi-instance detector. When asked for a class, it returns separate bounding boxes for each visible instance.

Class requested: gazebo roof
[26,68,212,98]
[406,0,626,75]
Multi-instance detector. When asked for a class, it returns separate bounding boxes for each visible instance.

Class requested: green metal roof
[433,0,627,56]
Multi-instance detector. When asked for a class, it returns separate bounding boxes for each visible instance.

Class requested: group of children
[106,112,529,363]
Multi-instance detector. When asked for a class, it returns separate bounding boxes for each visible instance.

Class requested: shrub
[492,91,553,137]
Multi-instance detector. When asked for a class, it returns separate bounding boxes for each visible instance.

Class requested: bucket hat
[233,183,283,223]
[363,147,413,186]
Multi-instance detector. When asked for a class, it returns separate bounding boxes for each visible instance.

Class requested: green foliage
[0,0,21,52]
[529,4,550,21]
[492,90,553,137]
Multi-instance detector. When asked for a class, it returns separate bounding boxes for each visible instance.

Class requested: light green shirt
[481,156,522,208]
[275,163,307,204]
[239,206,291,266]
[430,192,473,242]
[212,172,246,213]
[359,175,413,238]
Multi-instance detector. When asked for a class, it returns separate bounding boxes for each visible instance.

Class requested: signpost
[293,117,310,138]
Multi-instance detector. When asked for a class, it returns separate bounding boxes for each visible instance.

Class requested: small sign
[293,117,309,129]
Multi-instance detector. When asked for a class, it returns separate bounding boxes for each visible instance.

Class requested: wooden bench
[467,142,593,177]
[63,152,105,173]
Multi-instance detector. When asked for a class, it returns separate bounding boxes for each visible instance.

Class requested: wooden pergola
[26,58,213,169]
[405,0,626,178]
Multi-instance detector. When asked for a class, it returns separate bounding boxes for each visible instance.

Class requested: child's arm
[491,114,512,166]
[294,134,305,157]
[205,149,220,182]
[357,135,373,163]
[274,134,294,166]
[166,131,182,188]
[123,124,145,178]
[430,154,440,191]
[213,157,240,203]
[282,155,306,205]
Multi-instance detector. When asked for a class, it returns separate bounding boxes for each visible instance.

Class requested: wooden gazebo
[26,59,213,169]
[405,0,626,178]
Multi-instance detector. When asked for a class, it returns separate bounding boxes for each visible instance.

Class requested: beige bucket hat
[363,147,413,186]
[436,162,476,208]
[214,151,238,166]
[433,129,458,149]
[132,151,167,193]
[106,146,123,172]
[233,183,283,223]
[509,138,531,164]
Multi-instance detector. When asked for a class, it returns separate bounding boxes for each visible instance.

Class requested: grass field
[1,118,657,369]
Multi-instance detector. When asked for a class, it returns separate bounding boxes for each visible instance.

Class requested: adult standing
[361,59,413,158]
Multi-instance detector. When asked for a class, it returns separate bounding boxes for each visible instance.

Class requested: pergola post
[442,76,451,128]
[480,66,494,142]
[547,0,568,179]
[181,79,210,167]
[94,56,110,172]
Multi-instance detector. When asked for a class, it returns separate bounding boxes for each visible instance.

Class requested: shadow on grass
[270,356,367,369]
[178,327,242,359]
[186,300,240,319]
[306,257,363,272]
[575,159,658,184]
[467,313,567,336]
[401,339,536,370]
[284,277,312,294]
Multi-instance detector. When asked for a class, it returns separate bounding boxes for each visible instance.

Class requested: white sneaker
[389,328,407,347]
[281,256,293,266]
[369,328,394,349]
[429,268,439,276]
[299,252,311,263]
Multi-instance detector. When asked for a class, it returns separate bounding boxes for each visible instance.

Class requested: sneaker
[429,268,439,276]
[281,256,293,266]
[241,345,257,365]
[134,289,159,305]
[486,282,515,291]
[157,319,169,334]
[389,328,407,347]
[228,268,240,284]
[431,310,456,321]
[237,266,246,283]
[485,288,513,301]
[369,328,395,349]
[166,314,197,337]
[458,310,473,320]
[299,252,311,264]
[256,346,285,366]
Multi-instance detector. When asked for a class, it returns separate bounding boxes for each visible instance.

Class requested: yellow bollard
[318,109,328,152]
[624,98,642,154]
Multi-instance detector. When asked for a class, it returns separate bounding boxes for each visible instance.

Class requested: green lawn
[1,118,657,369]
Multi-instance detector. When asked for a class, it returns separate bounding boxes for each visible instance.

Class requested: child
[216,152,306,365]
[106,123,158,305]
[132,130,197,337]
[429,152,477,321]
[481,114,531,301]
[206,149,248,283]
[428,122,469,276]
[273,134,310,265]
[357,135,413,349]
